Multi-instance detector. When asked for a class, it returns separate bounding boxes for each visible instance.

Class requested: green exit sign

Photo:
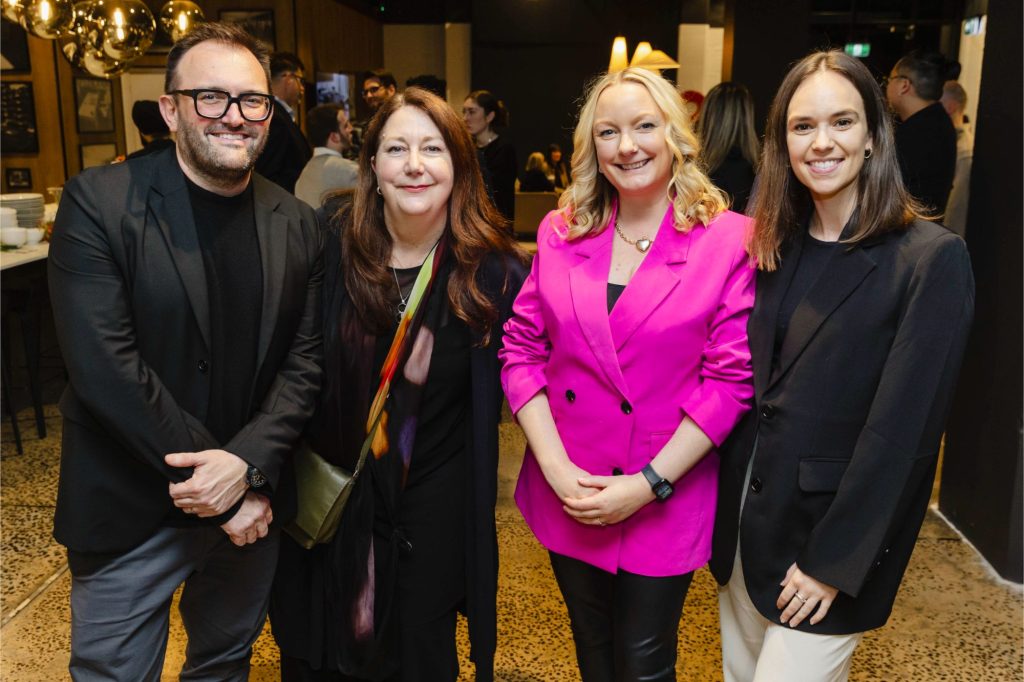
[844,43,871,58]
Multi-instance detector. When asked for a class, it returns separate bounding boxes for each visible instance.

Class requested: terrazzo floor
[1,408,1021,681]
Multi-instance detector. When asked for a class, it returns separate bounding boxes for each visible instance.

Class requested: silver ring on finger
[598,519,606,527]
[795,592,808,603]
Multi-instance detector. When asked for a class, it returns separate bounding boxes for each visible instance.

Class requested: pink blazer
[500,206,755,577]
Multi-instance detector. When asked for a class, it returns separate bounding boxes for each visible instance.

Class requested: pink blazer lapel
[568,226,631,400]
[609,209,692,350]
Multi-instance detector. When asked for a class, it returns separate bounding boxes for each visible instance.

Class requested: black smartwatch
[246,465,267,489]
[641,463,673,502]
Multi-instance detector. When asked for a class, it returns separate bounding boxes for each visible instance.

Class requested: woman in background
[711,50,974,682]
[501,66,755,681]
[272,87,527,682]
[697,82,759,213]
[520,152,555,192]
[463,90,517,222]
[546,143,571,190]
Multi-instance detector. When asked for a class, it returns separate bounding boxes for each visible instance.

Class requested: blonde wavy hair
[558,67,727,240]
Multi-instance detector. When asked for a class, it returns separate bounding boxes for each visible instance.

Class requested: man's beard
[176,121,268,187]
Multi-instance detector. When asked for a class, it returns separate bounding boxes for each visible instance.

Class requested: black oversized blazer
[49,147,324,554]
[710,219,974,635]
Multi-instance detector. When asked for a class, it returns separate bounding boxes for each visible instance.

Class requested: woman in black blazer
[711,51,974,681]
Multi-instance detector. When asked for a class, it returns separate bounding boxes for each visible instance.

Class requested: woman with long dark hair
[271,87,527,682]
[463,90,517,222]
[697,82,759,213]
[711,51,974,681]
[546,143,571,190]
[501,66,755,681]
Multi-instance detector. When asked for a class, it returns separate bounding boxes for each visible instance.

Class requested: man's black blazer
[711,219,974,634]
[255,103,312,194]
[48,148,324,554]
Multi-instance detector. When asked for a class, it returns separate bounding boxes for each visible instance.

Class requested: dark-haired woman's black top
[549,159,570,190]
[479,135,518,222]
[709,146,756,214]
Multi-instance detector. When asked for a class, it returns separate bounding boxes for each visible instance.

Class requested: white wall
[957,17,986,129]
[676,24,723,95]
[120,70,167,156]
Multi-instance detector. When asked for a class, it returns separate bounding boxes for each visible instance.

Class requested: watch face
[654,480,673,501]
[247,467,267,488]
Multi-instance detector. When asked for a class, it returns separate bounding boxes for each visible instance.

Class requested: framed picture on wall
[0,21,31,73]
[5,168,32,190]
[75,78,115,133]
[80,143,118,169]
[219,10,276,49]
[1,82,39,154]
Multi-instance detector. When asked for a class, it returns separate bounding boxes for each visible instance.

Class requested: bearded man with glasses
[48,22,322,681]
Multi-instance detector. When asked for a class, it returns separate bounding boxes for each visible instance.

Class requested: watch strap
[641,463,665,489]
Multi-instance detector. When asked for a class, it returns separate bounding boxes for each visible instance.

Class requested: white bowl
[25,228,44,245]
[1,227,28,246]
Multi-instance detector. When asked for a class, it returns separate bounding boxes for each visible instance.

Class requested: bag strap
[351,240,442,478]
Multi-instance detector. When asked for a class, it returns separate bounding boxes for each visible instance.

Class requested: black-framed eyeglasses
[882,74,912,88]
[170,89,274,122]
[361,84,383,97]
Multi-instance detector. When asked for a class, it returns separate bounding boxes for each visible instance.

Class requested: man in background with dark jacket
[885,50,958,217]
[255,52,312,192]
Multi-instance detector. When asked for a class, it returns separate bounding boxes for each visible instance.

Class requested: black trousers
[279,603,458,682]
[549,551,694,682]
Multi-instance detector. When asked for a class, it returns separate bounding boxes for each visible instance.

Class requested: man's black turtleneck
[185,176,263,446]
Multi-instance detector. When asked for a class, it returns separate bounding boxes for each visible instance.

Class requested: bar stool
[1,271,47,448]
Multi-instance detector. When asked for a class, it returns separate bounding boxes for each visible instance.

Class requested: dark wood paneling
[1,29,67,194]
[939,0,1023,583]
[470,0,679,174]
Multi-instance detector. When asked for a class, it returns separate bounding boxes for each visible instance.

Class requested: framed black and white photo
[1,82,39,153]
[5,167,32,190]
[0,21,31,73]
[219,10,276,49]
[75,78,115,133]
[80,143,118,169]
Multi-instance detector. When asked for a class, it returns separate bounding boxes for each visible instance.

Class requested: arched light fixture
[632,48,680,71]
[608,36,628,73]
[630,41,652,66]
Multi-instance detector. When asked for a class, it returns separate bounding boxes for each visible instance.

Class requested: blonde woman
[520,151,555,192]
[500,67,756,681]
[697,82,760,213]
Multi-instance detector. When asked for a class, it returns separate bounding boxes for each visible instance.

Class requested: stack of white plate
[0,193,45,228]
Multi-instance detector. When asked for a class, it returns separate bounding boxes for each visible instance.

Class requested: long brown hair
[697,81,760,173]
[337,86,524,342]
[750,50,922,271]
[559,67,727,240]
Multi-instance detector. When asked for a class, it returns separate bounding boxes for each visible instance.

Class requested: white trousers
[718,549,863,682]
